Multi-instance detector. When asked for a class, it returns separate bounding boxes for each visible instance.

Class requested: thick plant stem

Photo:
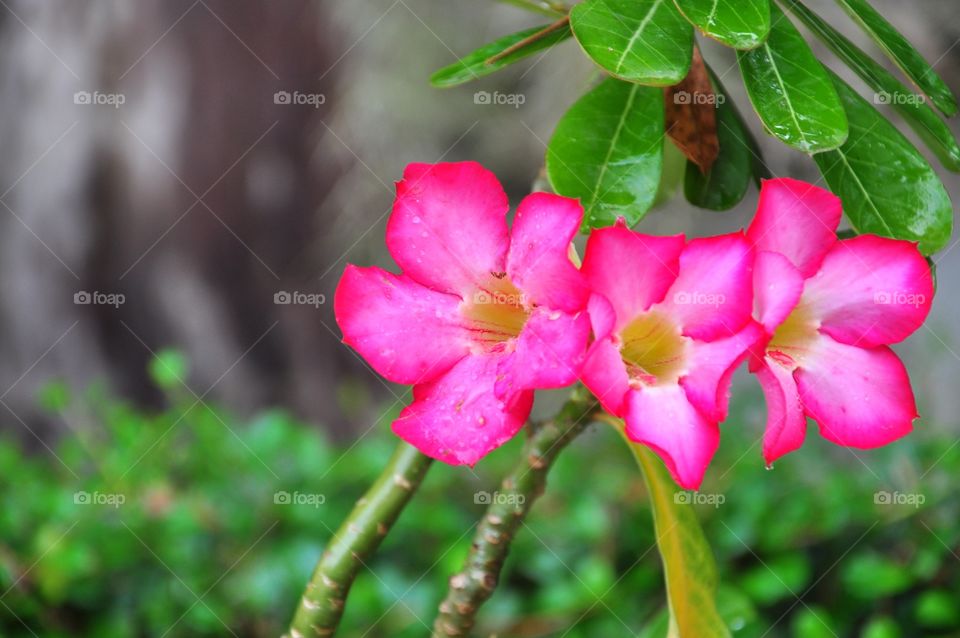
[284,442,432,638]
[432,386,597,637]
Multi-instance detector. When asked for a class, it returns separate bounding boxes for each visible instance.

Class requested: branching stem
[284,442,432,638]
[431,386,597,637]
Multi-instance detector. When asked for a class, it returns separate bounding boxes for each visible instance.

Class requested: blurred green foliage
[1,355,959,637]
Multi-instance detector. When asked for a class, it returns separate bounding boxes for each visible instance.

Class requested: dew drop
[765,463,774,471]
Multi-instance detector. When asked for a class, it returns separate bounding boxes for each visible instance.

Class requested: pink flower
[579,221,761,489]
[747,178,934,465]
[334,162,591,465]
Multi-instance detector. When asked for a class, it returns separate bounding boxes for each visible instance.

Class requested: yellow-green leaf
[626,439,730,638]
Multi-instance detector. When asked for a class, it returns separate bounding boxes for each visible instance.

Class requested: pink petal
[506,192,589,313]
[393,353,534,465]
[580,337,630,416]
[587,293,617,341]
[801,235,934,348]
[656,233,754,341]
[754,357,807,465]
[495,308,590,397]
[681,322,764,422]
[753,250,804,334]
[581,223,685,331]
[623,385,720,490]
[386,162,510,296]
[796,335,917,449]
[335,264,470,384]
[746,178,841,277]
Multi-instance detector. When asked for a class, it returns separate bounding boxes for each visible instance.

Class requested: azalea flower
[579,221,761,489]
[746,178,934,465]
[334,162,590,465]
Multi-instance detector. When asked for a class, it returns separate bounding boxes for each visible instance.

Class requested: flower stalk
[284,442,432,638]
[431,386,597,637]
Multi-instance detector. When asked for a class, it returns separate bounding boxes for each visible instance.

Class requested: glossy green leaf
[834,0,958,117]
[429,22,572,88]
[737,4,847,152]
[674,0,770,49]
[628,442,730,638]
[684,72,762,210]
[547,78,664,229]
[814,73,953,255]
[570,0,693,85]
[784,0,960,171]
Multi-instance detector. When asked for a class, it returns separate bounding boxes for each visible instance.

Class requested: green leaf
[834,0,958,117]
[429,21,572,88]
[547,78,664,230]
[737,4,847,152]
[149,350,189,390]
[741,554,811,605]
[814,73,953,255]
[570,0,693,85]
[627,442,730,638]
[840,551,913,599]
[784,0,960,171]
[674,0,770,49]
[684,72,762,210]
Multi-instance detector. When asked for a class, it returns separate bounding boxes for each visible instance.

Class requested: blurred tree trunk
[0,0,361,439]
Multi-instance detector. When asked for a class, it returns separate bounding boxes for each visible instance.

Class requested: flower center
[619,311,690,386]
[461,276,531,349]
[766,303,819,369]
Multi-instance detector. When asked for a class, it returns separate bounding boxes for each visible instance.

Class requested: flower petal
[656,233,754,341]
[681,322,764,422]
[801,235,934,347]
[581,337,630,416]
[507,192,589,312]
[796,336,917,449]
[393,354,534,465]
[587,292,617,341]
[335,264,470,384]
[746,178,841,277]
[581,223,685,331]
[753,250,804,334]
[754,357,806,465]
[495,308,590,396]
[623,384,720,490]
[387,162,510,296]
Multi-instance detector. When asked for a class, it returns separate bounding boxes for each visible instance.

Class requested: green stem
[431,386,597,637]
[284,442,433,638]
